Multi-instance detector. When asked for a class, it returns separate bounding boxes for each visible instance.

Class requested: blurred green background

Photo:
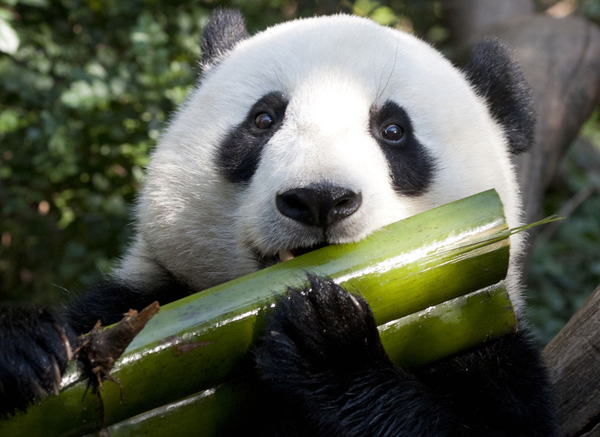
[0,0,599,346]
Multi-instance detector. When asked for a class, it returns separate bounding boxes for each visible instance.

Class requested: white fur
[113,15,526,312]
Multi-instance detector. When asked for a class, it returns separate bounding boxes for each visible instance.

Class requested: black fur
[63,274,194,335]
[369,101,437,196]
[216,92,288,183]
[200,9,248,69]
[251,276,557,436]
[462,37,535,155]
[0,306,78,416]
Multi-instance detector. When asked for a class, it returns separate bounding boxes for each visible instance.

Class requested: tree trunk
[443,0,534,45]
[543,284,600,437]
[491,15,600,226]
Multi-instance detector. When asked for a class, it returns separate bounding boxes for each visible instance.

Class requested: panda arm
[0,274,191,416]
[62,275,193,335]
[254,276,557,437]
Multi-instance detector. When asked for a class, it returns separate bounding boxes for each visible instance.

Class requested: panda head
[117,10,534,308]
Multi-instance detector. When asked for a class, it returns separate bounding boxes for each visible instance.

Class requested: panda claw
[50,356,61,395]
[31,380,46,399]
[278,250,294,262]
[53,323,73,361]
[256,275,390,379]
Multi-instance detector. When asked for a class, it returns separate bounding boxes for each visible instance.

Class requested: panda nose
[276,184,362,228]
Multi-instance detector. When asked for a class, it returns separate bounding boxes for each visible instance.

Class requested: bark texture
[543,284,600,437]
[444,0,534,44]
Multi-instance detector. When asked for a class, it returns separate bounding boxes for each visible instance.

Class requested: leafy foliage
[0,0,210,303]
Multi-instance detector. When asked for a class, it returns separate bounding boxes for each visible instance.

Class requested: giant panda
[0,9,556,436]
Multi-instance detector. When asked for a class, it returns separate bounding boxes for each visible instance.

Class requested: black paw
[0,305,79,416]
[255,275,390,387]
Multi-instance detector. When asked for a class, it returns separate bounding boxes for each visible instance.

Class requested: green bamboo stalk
[0,189,511,437]
[95,282,517,437]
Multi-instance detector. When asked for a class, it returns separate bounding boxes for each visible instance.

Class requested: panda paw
[0,306,79,416]
[254,275,391,395]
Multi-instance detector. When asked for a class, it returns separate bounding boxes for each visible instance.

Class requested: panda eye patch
[255,113,274,129]
[217,92,288,184]
[381,124,404,143]
[369,100,436,197]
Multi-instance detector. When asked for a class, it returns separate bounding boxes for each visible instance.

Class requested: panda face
[123,15,524,304]
[230,89,441,267]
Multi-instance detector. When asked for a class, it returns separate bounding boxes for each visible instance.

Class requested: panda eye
[381,124,404,143]
[255,113,274,129]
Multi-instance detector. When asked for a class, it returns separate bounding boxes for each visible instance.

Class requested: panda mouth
[256,242,330,267]
[280,242,330,260]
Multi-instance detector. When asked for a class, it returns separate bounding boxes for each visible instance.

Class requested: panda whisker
[376,36,401,101]
[273,67,284,92]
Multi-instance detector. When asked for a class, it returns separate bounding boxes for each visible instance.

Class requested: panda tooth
[279,250,294,262]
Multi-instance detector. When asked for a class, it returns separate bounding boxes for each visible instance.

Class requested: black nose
[276,184,362,228]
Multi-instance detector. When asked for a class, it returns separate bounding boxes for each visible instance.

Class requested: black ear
[463,37,535,155]
[200,9,248,69]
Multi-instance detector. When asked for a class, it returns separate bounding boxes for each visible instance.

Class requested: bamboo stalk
[97,282,517,437]
[0,189,512,436]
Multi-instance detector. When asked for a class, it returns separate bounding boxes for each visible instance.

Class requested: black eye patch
[369,101,437,197]
[216,92,288,184]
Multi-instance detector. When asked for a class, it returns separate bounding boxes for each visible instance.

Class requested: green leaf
[19,0,50,7]
[0,17,19,55]
[370,6,398,26]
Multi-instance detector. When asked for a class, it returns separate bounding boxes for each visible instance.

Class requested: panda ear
[462,37,535,155]
[200,9,248,69]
